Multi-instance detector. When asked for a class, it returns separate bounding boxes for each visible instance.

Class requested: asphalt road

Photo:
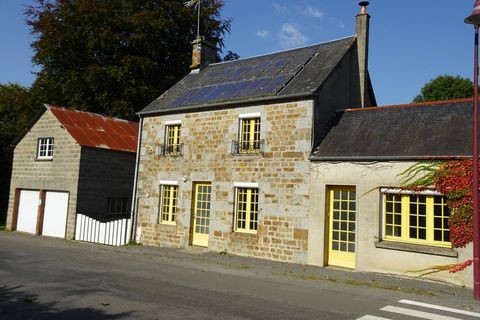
[0,232,479,320]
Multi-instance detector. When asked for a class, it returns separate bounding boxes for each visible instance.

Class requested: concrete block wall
[6,110,81,239]
[76,147,136,220]
[137,100,313,263]
[309,161,471,287]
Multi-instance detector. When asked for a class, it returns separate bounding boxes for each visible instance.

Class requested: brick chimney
[356,1,370,108]
[190,36,217,72]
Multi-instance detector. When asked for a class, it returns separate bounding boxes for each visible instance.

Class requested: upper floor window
[107,197,128,215]
[234,183,259,234]
[159,121,182,156]
[159,182,178,225]
[37,138,54,159]
[232,113,264,155]
[382,189,450,247]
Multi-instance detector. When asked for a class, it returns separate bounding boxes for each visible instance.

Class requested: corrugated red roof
[48,105,138,153]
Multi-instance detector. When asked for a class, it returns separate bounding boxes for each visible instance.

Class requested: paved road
[0,232,479,319]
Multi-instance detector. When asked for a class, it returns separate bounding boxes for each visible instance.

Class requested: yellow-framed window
[165,124,181,154]
[235,187,259,233]
[160,185,178,225]
[239,117,260,153]
[383,193,450,247]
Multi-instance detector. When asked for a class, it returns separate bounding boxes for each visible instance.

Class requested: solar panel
[263,58,290,75]
[225,65,252,81]
[218,80,253,100]
[257,74,292,95]
[236,78,271,99]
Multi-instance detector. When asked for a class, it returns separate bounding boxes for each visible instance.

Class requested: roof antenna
[184,0,201,38]
[359,1,369,15]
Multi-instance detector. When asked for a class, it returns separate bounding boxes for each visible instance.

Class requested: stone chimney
[356,1,370,108]
[190,36,217,72]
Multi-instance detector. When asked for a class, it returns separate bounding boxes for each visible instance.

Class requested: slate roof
[48,105,139,153]
[311,98,475,161]
[139,36,356,116]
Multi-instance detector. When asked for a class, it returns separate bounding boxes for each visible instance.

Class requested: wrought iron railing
[158,143,183,156]
[231,139,265,155]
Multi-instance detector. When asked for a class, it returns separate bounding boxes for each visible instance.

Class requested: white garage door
[42,191,69,238]
[16,190,41,234]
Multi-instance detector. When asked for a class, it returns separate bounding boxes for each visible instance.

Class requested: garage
[15,189,69,238]
[16,190,41,234]
[42,191,69,238]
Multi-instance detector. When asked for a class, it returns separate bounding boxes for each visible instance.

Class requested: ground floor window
[234,183,259,233]
[159,183,178,225]
[382,189,450,247]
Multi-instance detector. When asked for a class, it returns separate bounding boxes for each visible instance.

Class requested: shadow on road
[0,285,131,319]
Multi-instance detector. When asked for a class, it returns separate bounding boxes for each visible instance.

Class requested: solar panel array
[168,50,316,108]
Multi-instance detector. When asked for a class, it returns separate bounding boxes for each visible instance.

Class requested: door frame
[190,182,212,247]
[324,185,357,269]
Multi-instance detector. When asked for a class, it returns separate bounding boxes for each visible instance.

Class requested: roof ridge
[46,104,135,123]
[345,97,474,112]
[210,35,356,66]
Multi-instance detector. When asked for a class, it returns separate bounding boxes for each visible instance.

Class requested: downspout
[130,117,144,242]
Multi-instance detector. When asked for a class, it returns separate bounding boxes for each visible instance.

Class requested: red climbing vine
[401,160,476,273]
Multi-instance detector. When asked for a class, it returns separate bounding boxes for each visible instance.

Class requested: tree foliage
[26,0,231,119]
[0,84,38,222]
[413,75,473,103]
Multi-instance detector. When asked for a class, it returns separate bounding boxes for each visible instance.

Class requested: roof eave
[309,155,471,162]
[137,92,315,117]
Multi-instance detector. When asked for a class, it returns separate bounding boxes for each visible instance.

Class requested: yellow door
[192,183,212,247]
[327,187,356,269]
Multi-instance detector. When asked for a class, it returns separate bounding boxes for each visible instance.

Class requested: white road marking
[356,315,393,320]
[399,299,480,318]
[381,305,463,320]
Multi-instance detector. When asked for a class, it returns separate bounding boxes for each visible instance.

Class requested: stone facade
[6,111,81,239]
[136,100,312,263]
[309,161,472,287]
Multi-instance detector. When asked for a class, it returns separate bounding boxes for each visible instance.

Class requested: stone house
[310,98,475,286]
[132,5,375,263]
[6,105,138,239]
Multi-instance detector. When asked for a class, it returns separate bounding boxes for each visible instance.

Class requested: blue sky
[0,0,475,106]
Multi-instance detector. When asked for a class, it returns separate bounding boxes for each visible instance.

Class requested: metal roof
[139,36,356,116]
[48,105,138,153]
[311,98,475,161]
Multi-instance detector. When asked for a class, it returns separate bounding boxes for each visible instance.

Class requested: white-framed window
[159,181,179,225]
[233,182,259,233]
[381,189,450,247]
[107,197,128,215]
[37,137,54,159]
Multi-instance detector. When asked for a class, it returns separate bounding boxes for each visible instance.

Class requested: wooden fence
[75,214,131,246]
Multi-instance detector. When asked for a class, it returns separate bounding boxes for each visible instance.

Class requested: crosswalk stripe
[381,305,463,320]
[399,299,480,318]
[356,315,393,320]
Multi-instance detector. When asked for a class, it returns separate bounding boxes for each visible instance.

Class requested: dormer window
[37,138,54,160]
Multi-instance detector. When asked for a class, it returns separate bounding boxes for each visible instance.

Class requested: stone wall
[6,110,81,239]
[136,100,313,264]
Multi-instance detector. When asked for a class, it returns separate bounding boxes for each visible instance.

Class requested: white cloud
[273,3,287,14]
[300,5,324,18]
[256,28,271,38]
[278,23,308,49]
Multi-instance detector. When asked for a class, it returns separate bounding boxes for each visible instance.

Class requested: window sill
[232,152,263,157]
[375,240,458,258]
[35,157,53,161]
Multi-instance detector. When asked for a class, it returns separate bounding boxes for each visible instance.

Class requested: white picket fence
[75,214,131,246]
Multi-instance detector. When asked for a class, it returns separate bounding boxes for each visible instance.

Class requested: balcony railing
[231,139,265,155]
[158,143,183,157]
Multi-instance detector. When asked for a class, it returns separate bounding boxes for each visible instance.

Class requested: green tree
[0,84,38,223]
[413,75,473,103]
[26,0,231,119]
